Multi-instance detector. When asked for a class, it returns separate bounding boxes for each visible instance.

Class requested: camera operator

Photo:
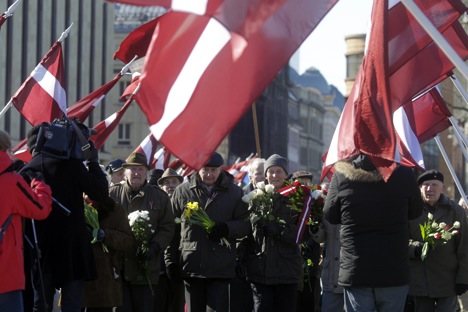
[0,130,53,312]
[20,121,109,312]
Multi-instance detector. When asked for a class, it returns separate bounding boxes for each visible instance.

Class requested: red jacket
[0,151,52,294]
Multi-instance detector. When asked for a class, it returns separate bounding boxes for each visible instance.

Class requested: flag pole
[252,102,261,158]
[58,23,73,43]
[448,118,468,162]
[400,0,468,81]
[4,0,21,17]
[0,99,12,119]
[434,135,468,202]
[120,55,138,76]
[450,75,468,109]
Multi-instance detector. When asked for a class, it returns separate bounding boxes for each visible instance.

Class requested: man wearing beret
[105,159,126,185]
[109,152,175,312]
[408,169,468,311]
[166,152,249,312]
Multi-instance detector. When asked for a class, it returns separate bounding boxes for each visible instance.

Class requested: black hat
[204,152,224,167]
[264,154,288,175]
[158,168,183,186]
[148,169,164,186]
[105,159,126,174]
[417,169,444,185]
[292,170,313,180]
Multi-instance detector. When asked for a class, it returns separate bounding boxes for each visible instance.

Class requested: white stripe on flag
[31,64,67,114]
[154,147,165,170]
[140,135,153,163]
[93,95,106,107]
[151,18,230,140]
[172,0,208,15]
[105,113,118,126]
[393,106,425,168]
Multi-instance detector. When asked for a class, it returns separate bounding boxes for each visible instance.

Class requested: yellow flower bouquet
[184,201,230,248]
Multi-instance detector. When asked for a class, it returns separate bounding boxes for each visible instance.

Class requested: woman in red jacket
[0,130,52,312]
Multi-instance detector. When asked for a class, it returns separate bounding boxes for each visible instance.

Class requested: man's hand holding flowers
[208,222,229,241]
[419,212,460,260]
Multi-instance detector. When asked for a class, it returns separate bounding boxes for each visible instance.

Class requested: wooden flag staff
[252,102,261,158]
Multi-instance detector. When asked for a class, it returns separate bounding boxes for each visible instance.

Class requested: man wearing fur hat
[109,152,175,312]
[408,169,468,312]
[323,154,423,312]
[166,152,249,312]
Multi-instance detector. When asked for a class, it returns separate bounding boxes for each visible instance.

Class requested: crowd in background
[1,122,468,312]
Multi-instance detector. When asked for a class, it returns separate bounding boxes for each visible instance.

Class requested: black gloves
[144,242,161,260]
[21,170,45,184]
[166,263,183,283]
[414,243,423,258]
[208,223,229,241]
[235,260,247,281]
[96,229,106,242]
[456,283,468,296]
[263,222,283,238]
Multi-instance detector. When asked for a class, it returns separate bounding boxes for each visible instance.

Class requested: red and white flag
[11,41,66,125]
[90,94,134,149]
[67,73,123,121]
[398,88,452,144]
[114,17,160,64]
[321,0,468,181]
[132,133,167,169]
[136,0,337,170]
[11,138,30,163]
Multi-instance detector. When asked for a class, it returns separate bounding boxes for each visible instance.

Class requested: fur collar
[334,161,383,183]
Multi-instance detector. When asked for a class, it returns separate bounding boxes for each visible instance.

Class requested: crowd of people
[1,123,468,312]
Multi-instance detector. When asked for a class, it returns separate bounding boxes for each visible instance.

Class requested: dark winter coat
[82,199,133,308]
[243,190,303,285]
[166,171,249,279]
[0,151,52,294]
[323,160,423,287]
[408,194,468,297]
[21,154,109,284]
[109,181,174,285]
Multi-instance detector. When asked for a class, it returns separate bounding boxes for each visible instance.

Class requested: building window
[118,123,131,145]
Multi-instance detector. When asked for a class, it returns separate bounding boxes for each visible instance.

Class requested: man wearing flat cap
[105,158,126,185]
[408,169,468,311]
[166,151,249,311]
[109,152,175,312]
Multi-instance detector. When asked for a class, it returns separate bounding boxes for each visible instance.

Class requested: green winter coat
[109,181,175,285]
[166,171,249,279]
[409,194,468,297]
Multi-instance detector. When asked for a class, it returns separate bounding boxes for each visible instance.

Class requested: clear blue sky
[292,0,373,95]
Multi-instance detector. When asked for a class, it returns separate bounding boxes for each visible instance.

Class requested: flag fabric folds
[90,95,134,149]
[12,41,67,126]
[136,0,337,170]
[67,73,123,121]
[322,0,468,181]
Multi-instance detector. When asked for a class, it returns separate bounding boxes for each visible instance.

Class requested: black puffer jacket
[323,159,422,287]
[166,171,249,279]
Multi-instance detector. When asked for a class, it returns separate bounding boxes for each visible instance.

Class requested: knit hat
[204,152,224,167]
[264,154,288,175]
[123,152,150,169]
[158,168,183,186]
[417,169,444,185]
[105,159,126,174]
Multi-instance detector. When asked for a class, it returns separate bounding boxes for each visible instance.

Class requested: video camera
[34,116,95,161]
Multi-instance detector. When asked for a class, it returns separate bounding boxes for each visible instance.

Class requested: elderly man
[166,152,249,312]
[109,152,174,312]
[105,158,126,185]
[158,168,184,197]
[243,158,265,194]
[408,170,468,312]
